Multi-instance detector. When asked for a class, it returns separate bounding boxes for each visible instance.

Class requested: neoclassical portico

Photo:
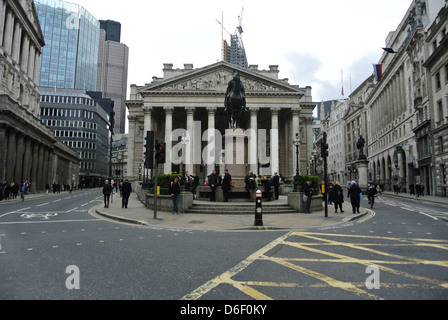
[126,62,316,183]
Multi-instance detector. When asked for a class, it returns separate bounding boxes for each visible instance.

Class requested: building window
[435,72,441,90]
[438,100,444,122]
[445,63,448,84]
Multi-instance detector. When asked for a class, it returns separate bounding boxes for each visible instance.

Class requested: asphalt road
[0,190,447,302]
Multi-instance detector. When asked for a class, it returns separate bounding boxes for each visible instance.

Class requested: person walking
[121,179,132,209]
[20,182,26,202]
[169,176,181,214]
[222,169,232,202]
[102,180,113,208]
[208,170,219,202]
[347,181,362,214]
[245,171,257,202]
[303,179,313,214]
[270,172,280,200]
[332,182,344,213]
[190,172,200,200]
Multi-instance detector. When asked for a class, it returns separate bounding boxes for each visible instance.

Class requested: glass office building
[34,0,99,91]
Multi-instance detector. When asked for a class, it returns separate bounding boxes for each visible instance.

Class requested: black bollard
[254,190,263,227]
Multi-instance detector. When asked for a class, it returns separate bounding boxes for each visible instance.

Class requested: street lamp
[293,133,301,177]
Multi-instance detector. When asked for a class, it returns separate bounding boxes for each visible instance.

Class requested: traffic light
[144,131,154,169]
[321,132,329,159]
[155,142,166,164]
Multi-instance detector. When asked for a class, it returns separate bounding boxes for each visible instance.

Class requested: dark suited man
[121,179,132,209]
[208,170,218,202]
[222,169,232,202]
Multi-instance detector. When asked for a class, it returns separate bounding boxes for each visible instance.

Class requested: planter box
[288,192,323,214]
[139,190,193,213]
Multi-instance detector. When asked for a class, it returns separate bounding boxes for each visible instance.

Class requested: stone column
[206,107,217,175]
[185,106,195,174]
[249,107,259,174]
[126,116,136,180]
[6,130,16,182]
[37,145,44,191]
[0,1,7,47]
[31,142,39,191]
[0,125,7,180]
[3,11,14,56]
[15,134,25,182]
[164,107,174,174]
[21,35,30,74]
[33,51,40,84]
[11,21,22,64]
[270,107,280,175]
[27,45,35,80]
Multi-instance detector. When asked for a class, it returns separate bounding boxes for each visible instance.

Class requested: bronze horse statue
[224,71,247,129]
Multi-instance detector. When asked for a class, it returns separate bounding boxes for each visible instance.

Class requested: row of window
[43,118,98,131]
[40,95,98,108]
[60,138,97,150]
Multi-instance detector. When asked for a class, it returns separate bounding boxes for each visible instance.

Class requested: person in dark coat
[169,176,181,214]
[331,181,344,213]
[102,180,113,208]
[261,176,271,201]
[347,181,362,214]
[208,170,219,202]
[245,171,257,202]
[270,172,280,200]
[303,179,313,214]
[222,169,232,202]
[121,179,132,209]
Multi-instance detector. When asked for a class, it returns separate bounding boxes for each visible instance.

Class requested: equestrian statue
[224,71,248,129]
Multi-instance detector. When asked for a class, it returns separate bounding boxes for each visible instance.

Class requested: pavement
[94,193,372,231]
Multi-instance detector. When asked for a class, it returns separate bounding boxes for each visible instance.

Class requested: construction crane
[216,8,248,68]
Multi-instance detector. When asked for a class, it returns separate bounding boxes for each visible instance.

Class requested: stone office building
[0,0,79,191]
[126,62,316,183]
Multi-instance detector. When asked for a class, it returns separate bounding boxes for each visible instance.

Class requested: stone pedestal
[356,158,369,194]
[224,129,247,178]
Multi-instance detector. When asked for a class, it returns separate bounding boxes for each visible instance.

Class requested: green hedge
[294,175,319,195]
[151,174,182,195]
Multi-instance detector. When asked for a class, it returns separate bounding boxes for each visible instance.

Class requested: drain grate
[189,220,206,225]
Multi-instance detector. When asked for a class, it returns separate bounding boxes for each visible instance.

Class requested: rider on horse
[224,71,248,128]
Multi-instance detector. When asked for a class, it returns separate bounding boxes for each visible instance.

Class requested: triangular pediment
[139,62,304,95]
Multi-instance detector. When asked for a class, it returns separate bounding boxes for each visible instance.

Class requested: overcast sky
[69,0,413,102]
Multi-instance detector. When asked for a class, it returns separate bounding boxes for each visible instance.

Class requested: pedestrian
[261,175,272,201]
[191,172,200,200]
[169,176,181,214]
[20,182,26,202]
[328,180,334,205]
[270,172,280,200]
[245,171,256,202]
[121,179,132,209]
[208,170,218,202]
[102,179,113,208]
[222,169,232,202]
[303,179,313,214]
[347,181,362,214]
[183,171,191,192]
[332,182,344,213]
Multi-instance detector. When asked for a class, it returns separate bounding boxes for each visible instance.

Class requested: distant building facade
[97,20,129,134]
[0,0,79,191]
[39,89,112,188]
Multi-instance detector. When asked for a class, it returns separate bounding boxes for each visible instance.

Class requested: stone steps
[186,202,297,215]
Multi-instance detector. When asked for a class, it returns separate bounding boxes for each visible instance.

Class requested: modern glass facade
[39,89,111,188]
[34,0,99,91]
